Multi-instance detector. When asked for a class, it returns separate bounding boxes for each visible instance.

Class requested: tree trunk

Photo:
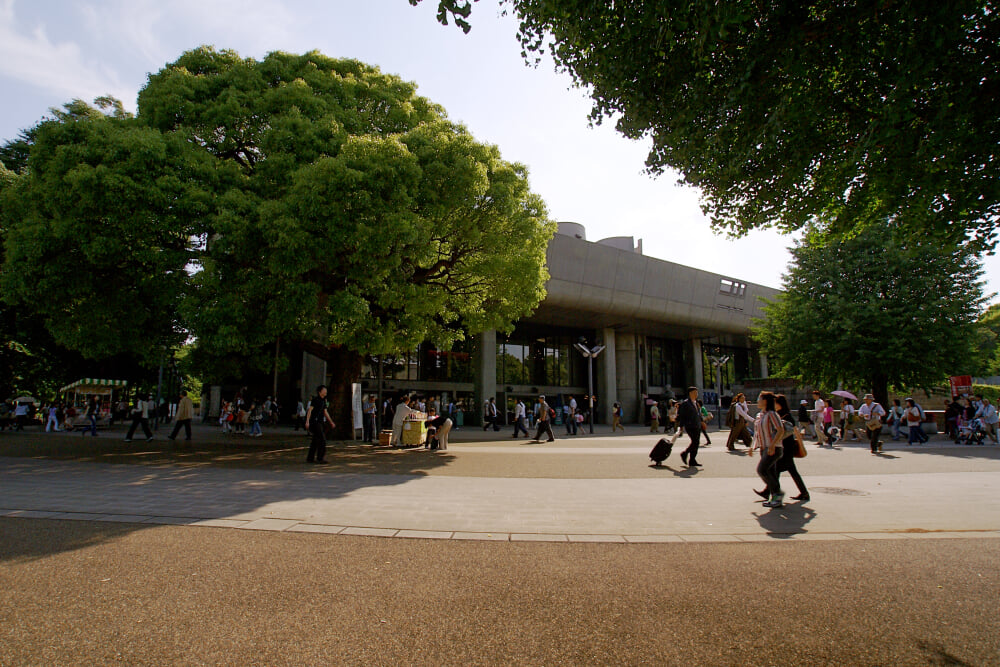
[326,346,363,440]
[872,372,890,411]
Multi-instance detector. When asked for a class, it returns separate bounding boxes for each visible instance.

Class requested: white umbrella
[14,396,38,404]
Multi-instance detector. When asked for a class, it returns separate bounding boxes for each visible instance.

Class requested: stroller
[957,417,986,445]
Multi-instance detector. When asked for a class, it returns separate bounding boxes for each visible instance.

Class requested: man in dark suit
[678,386,703,467]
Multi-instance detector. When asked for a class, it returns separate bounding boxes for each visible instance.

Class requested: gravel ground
[1,518,997,666]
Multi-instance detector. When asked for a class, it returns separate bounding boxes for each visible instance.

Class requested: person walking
[944,398,962,442]
[248,401,263,437]
[810,391,827,445]
[840,399,859,441]
[305,385,335,463]
[45,404,61,432]
[699,400,713,446]
[124,394,154,442]
[168,390,194,441]
[858,393,886,454]
[533,395,555,442]
[512,398,529,438]
[904,397,925,445]
[678,386,703,467]
[726,392,754,450]
[886,399,905,441]
[773,394,809,501]
[80,397,99,437]
[612,402,625,432]
[748,391,786,507]
[649,401,661,433]
[797,400,813,438]
[567,395,578,435]
[483,397,500,432]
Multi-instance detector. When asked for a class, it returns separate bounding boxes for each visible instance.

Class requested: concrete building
[355,222,780,426]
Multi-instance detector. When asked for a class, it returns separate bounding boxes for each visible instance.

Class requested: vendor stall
[60,378,129,404]
[400,411,428,446]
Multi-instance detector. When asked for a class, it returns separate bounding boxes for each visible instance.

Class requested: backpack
[725,403,737,428]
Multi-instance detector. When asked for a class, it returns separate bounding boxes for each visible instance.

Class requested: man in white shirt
[858,394,886,454]
[512,398,528,438]
[566,395,578,435]
[975,397,1000,443]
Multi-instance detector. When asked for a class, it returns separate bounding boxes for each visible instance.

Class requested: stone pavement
[2,425,999,542]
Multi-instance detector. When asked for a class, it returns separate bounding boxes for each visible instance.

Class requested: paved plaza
[1,423,999,541]
[2,424,999,665]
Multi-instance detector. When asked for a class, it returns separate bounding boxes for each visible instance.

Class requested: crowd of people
[219,389,281,438]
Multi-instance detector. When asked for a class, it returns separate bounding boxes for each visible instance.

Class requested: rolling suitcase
[649,438,672,466]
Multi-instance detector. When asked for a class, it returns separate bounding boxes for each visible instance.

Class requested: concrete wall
[614,333,641,423]
[543,234,777,335]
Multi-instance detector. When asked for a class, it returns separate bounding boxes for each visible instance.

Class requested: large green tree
[753,224,987,407]
[419,0,1000,247]
[2,48,553,431]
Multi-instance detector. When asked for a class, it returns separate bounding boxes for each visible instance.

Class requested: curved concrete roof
[541,233,780,335]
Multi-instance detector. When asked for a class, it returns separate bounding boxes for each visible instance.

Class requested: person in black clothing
[81,397,99,437]
[945,397,963,442]
[772,394,809,501]
[305,385,335,464]
[677,386,703,467]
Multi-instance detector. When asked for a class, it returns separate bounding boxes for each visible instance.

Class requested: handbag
[794,429,807,458]
[866,417,882,430]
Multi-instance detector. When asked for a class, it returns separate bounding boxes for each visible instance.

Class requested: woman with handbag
[770,394,809,502]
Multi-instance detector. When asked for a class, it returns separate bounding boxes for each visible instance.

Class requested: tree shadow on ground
[751,501,817,538]
[0,426,454,563]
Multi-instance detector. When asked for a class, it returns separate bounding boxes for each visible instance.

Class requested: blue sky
[2,0,997,298]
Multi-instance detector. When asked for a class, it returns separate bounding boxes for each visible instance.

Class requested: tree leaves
[2,48,553,374]
[753,224,987,400]
[421,0,1000,249]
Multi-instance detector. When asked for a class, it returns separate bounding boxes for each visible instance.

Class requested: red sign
[950,375,973,397]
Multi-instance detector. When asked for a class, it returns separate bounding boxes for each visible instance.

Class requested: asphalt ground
[1,518,997,666]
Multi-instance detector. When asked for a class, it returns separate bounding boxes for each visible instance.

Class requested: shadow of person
[751,502,817,539]
[667,466,699,478]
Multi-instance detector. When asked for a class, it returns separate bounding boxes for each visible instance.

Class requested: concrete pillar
[598,328,617,425]
[614,333,640,424]
[691,338,704,389]
[301,352,327,404]
[474,330,496,427]
[760,354,769,379]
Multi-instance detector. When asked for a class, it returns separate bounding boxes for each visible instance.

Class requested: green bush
[972,384,1000,401]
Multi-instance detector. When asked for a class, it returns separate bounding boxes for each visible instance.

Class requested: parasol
[831,390,858,401]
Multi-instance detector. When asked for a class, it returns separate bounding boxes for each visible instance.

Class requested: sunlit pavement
[2,424,998,542]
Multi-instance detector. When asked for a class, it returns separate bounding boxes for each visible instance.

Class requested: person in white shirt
[810,391,827,445]
[512,398,529,438]
[726,392,753,450]
[858,394,887,454]
[839,399,857,441]
[974,397,1000,444]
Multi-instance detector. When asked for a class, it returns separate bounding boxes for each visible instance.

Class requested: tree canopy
[420,0,1000,247]
[1,48,554,378]
[752,224,987,405]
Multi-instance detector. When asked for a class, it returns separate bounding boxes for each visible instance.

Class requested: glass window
[647,337,685,389]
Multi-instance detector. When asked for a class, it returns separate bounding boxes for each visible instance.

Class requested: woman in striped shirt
[749,391,786,508]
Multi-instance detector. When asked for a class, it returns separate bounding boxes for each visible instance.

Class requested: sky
[2,0,998,297]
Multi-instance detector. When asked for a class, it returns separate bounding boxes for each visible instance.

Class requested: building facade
[348,222,780,425]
